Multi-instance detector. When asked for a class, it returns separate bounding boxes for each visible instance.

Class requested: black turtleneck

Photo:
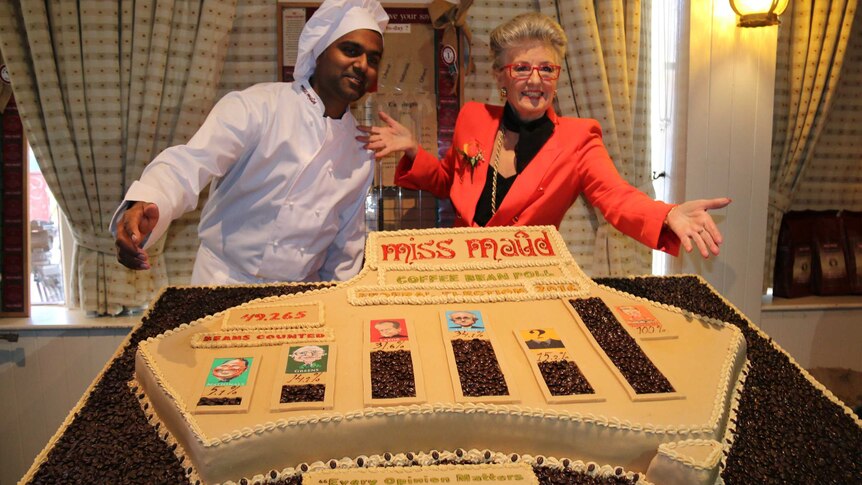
[474,104,554,226]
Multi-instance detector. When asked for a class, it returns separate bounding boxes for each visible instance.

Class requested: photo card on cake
[270,343,336,411]
[613,305,678,340]
[286,344,330,373]
[444,309,485,333]
[439,309,518,404]
[363,317,427,406]
[370,318,409,343]
[514,327,604,404]
[193,352,262,414]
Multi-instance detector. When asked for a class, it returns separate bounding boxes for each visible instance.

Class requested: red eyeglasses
[501,63,562,80]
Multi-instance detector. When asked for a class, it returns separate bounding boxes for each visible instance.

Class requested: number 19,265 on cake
[133,226,748,485]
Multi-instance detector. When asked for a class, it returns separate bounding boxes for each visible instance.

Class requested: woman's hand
[666,198,732,258]
[356,111,418,160]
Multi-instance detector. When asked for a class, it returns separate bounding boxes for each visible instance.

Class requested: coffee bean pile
[25,284,324,485]
[451,338,509,397]
[280,384,325,403]
[197,397,242,406]
[538,360,594,396]
[597,276,862,484]
[370,350,416,399]
[569,298,674,394]
[532,465,640,484]
[270,459,642,485]
[24,279,862,484]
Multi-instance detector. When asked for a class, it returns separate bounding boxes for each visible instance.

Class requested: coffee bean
[370,350,417,398]
[26,281,862,484]
[538,360,594,395]
[280,384,325,403]
[570,298,674,394]
[597,276,862,484]
[451,339,509,396]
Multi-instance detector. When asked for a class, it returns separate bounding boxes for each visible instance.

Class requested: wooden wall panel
[681,0,776,322]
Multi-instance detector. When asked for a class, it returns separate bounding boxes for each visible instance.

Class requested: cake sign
[378,230,555,265]
[223,302,322,330]
[465,230,555,259]
[191,329,334,348]
[613,305,677,340]
[304,463,537,485]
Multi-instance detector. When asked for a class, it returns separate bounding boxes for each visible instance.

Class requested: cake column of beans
[537,360,594,396]
[570,298,674,394]
[370,350,417,399]
[452,338,509,397]
[280,384,326,403]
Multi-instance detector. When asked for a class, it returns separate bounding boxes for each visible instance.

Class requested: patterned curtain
[764,0,858,290]
[0,0,239,315]
[163,0,278,284]
[0,51,11,113]
[465,0,651,277]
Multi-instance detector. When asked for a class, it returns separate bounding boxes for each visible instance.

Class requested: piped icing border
[126,389,656,485]
[656,439,723,471]
[370,256,575,273]
[717,359,750,483]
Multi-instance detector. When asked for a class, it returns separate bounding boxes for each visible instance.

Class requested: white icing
[657,439,723,470]
[133,228,758,485]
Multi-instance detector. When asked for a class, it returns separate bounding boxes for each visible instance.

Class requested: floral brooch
[457,140,484,169]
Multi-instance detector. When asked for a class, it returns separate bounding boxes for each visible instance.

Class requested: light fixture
[729,0,790,27]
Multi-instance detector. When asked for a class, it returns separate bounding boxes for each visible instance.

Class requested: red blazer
[395,102,680,255]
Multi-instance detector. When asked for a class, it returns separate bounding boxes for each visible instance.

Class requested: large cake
[132,226,750,485]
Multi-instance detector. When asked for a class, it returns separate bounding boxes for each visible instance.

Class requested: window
[28,145,65,305]
[651,0,684,275]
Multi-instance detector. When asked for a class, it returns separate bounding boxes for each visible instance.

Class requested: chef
[111,0,388,284]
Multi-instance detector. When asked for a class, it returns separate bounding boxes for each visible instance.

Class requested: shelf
[762,294,862,312]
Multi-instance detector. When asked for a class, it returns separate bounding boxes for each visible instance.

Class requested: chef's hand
[114,201,159,270]
[666,197,732,258]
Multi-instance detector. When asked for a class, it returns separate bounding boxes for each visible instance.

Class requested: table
[19,277,862,484]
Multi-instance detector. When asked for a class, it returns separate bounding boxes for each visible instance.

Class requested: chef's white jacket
[110,82,374,284]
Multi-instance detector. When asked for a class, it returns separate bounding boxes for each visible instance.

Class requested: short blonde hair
[489,12,567,70]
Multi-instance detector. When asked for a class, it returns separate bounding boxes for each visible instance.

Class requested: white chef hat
[293,0,389,84]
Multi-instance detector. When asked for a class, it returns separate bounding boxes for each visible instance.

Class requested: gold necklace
[490,127,505,215]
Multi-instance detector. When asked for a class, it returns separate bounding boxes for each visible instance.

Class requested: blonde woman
[359,12,729,258]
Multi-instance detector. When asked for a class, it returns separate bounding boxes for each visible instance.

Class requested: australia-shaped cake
[133,225,748,485]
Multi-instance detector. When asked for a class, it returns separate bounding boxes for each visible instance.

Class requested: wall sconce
[729,0,790,27]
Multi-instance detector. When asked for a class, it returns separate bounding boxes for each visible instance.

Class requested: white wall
[681,2,862,376]
[0,328,129,485]
[679,1,776,324]
[760,308,862,372]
